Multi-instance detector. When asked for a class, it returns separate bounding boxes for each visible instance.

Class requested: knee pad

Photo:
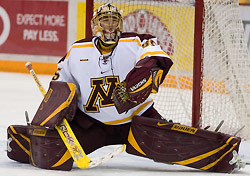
[28,126,73,171]
[31,81,77,128]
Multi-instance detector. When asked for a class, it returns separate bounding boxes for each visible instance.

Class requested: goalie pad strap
[31,81,77,128]
[126,116,241,173]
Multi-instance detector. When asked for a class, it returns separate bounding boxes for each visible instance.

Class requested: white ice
[0,72,250,176]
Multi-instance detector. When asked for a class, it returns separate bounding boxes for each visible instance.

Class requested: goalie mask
[91,3,123,44]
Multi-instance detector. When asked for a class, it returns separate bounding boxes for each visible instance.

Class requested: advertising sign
[0,0,68,56]
[239,0,250,5]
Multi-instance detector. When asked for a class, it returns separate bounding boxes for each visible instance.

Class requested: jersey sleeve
[136,34,170,62]
[52,49,81,97]
[133,34,173,81]
[52,48,76,84]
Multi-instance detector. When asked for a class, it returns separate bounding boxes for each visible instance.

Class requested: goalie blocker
[126,116,241,173]
[113,56,173,114]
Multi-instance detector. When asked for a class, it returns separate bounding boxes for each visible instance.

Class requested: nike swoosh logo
[157,122,168,126]
[101,71,108,74]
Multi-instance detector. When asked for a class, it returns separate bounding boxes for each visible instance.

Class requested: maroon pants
[70,105,162,154]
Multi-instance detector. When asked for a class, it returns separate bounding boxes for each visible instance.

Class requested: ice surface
[0,72,250,176]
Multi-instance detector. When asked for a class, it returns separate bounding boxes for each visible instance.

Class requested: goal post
[193,0,204,128]
[85,0,250,140]
[85,0,93,38]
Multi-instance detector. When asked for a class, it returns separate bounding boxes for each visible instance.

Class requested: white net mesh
[93,0,250,140]
[201,0,250,140]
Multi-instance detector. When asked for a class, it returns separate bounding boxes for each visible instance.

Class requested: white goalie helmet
[91,3,123,44]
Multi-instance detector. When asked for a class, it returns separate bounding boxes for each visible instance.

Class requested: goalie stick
[25,62,125,169]
[25,62,47,96]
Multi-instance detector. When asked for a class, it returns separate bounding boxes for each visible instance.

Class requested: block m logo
[84,76,119,112]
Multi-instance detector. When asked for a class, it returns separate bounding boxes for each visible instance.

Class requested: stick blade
[88,145,125,168]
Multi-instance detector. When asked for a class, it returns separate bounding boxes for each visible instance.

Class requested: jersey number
[84,76,119,113]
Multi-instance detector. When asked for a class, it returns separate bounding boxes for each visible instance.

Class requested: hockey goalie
[7,3,242,173]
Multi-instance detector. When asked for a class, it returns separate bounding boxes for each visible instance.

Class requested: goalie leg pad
[31,81,77,128]
[28,126,73,171]
[7,125,30,163]
[126,116,241,173]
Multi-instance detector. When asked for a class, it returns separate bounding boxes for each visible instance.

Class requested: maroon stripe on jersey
[120,32,155,42]
[58,53,67,64]
[58,37,94,64]
[137,34,155,42]
[74,37,93,44]
[120,32,138,38]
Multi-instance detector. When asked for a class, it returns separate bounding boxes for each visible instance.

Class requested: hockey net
[91,0,250,140]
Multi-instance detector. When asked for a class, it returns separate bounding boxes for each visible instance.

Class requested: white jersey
[55,33,170,125]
